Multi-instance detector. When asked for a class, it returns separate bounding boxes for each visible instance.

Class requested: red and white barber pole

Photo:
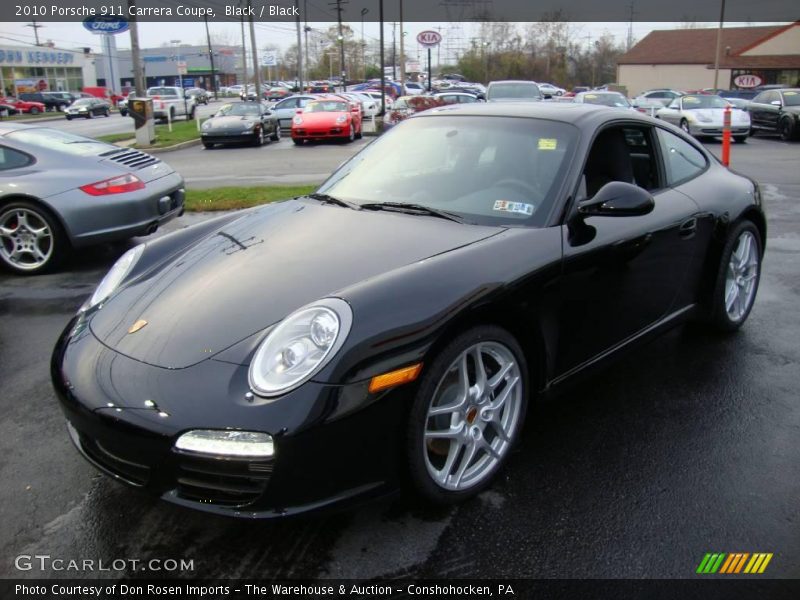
[721,105,732,167]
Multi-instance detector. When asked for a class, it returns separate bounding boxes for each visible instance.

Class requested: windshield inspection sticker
[538,138,558,150]
[493,200,534,216]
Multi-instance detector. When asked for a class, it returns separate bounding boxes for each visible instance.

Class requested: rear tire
[0,200,67,275]
[707,220,762,332]
[407,325,528,504]
[29,107,40,115]
[779,118,795,141]
[202,142,215,149]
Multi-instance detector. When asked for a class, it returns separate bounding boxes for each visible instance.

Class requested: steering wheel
[494,178,541,200]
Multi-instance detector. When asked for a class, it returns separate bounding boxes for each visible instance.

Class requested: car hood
[89,199,503,369]
[299,112,349,126]
[205,115,260,129]
[686,108,749,122]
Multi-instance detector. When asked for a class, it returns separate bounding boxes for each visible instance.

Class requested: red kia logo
[733,74,763,89]
[416,30,442,47]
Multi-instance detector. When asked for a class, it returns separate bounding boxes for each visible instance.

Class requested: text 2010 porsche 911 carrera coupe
[52,103,765,517]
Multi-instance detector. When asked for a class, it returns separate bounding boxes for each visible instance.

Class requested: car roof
[413,101,650,126]
[0,122,47,135]
[488,80,539,85]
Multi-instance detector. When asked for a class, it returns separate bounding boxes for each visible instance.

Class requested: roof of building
[618,23,798,66]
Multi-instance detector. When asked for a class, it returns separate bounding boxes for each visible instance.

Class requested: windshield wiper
[360,201,464,223]
[307,192,361,210]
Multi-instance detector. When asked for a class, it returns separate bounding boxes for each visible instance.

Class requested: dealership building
[0,44,97,96]
[618,22,800,95]
[95,45,241,92]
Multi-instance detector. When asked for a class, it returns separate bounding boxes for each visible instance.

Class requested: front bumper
[51,316,406,517]
[292,124,351,140]
[47,170,185,247]
[201,130,257,145]
[688,123,750,136]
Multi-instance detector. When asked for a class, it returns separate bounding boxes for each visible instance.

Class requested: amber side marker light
[369,363,423,393]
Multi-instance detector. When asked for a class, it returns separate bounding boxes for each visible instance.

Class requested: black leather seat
[584,128,635,197]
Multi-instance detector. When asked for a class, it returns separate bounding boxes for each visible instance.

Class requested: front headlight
[243,122,255,131]
[335,115,347,124]
[202,120,212,129]
[81,244,144,312]
[249,298,352,397]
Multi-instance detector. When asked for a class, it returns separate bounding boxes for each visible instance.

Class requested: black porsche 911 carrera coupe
[52,103,765,517]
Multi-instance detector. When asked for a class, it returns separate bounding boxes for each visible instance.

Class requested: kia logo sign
[733,74,763,89]
[83,16,130,35]
[417,30,442,48]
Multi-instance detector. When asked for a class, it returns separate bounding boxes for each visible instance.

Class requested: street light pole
[361,8,369,82]
[204,14,217,100]
[399,1,405,92]
[713,0,727,91]
[171,39,186,115]
[379,0,385,114]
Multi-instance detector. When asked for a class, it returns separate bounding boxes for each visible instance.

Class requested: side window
[297,98,310,108]
[0,146,32,170]
[656,128,707,186]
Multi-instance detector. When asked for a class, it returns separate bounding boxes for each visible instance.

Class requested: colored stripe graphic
[699,553,727,574]
[734,553,750,573]
[719,554,736,574]
[698,552,773,574]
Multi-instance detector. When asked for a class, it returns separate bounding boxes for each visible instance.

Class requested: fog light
[174,430,274,458]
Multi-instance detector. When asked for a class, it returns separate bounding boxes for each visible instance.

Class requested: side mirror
[578,181,655,217]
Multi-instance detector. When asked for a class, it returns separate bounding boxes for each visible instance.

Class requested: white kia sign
[733,74,763,89]
[417,30,442,48]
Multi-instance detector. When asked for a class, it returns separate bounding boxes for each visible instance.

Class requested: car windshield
[782,90,800,106]
[681,95,729,109]
[582,93,630,107]
[147,88,178,97]
[305,101,348,113]
[317,115,577,227]
[217,103,261,116]
[6,127,113,156]
[488,83,541,100]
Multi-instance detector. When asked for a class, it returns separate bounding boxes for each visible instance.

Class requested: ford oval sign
[417,30,442,48]
[83,16,130,35]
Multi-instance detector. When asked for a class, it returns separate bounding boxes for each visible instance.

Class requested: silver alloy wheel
[423,341,523,491]
[681,119,690,133]
[724,230,759,322]
[0,207,54,271]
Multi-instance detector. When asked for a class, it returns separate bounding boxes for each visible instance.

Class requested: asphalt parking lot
[0,135,798,581]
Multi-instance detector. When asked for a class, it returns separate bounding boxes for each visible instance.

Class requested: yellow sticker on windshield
[785,91,797,96]
[538,138,557,150]
[585,94,597,99]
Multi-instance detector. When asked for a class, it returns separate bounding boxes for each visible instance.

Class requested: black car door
[554,123,702,378]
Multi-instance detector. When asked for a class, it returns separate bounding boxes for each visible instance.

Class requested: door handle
[680,217,697,238]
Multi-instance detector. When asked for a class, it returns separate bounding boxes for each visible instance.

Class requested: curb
[139,138,203,153]
[5,114,67,124]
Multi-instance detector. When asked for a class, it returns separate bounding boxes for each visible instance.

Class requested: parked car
[291,97,362,144]
[656,94,750,142]
[563,86,590,98]
[81,86,123,106]
[633,89,684,108]
[0,96,46,114]
[0,123,184,274]
[0,102,19,116]
[117,93,133,117]
[65,98,112,120]
[271,94,317,131]
[433,92,480,105]
[748,88,800,141]
[573,91,635,110]
[51,102,765,517]
[383,95,445,129]
[486,80,543,102]
[19,92,70,112]
[538,83,566,97]
[146,86,196,122]
[404,82,426,95]
[265,87,291,101]
[201,102,281,148]
[341,92,379,118]
[185,88,210,105]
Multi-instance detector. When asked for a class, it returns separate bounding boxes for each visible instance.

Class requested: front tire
[0,201,66,275]
[779,118,795,141]
[292,138,303,146]
[270,124,281,142]
[680,119,691,135]
[707,220,762,332]
[407,325,528,504]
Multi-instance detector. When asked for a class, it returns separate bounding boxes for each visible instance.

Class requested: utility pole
[127,1,145,95]
[248,0,260,98]
[392,22,396,79]
[361,8,369,81]
[26,21,43,46]
[204,14,217,99]
[329,0,348,91]
[295,0,303,93]
[399,1,405,91]
[713,0,727,91]
[239,5,248,90]
[304,0,310,88]
[626,2,635,51]
[379,0,385,114]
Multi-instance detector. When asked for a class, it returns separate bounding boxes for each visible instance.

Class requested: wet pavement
[0,135,798,580]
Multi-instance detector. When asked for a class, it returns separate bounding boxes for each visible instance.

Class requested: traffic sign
[176,61,188,76]
[417,30,442,47]
[261,53,278,67]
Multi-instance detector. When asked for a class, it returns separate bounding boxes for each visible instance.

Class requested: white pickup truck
[146,86,197,122]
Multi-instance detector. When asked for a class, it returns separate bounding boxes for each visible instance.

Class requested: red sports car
[291,98,362,145]
[0,96,46,114]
